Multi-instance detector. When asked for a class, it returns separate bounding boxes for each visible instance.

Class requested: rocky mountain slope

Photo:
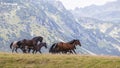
[72,0,120,22]
[0,0,120,56]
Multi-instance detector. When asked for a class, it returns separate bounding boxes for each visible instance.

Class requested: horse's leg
[62,51,65,54]
[32,50,37,54]
[28,48,31,53]
[35,50,37,54]
[69,50,73,54]
[32,49,37,54]
[63,51,67,54]
[12,48,15,53]
[64,50,68,54]
[32,49,35,54]
[39,50,42,54]
[15,48,18,53]
[72,49,76,54]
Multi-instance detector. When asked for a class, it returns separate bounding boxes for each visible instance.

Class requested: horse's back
[57,42,70,48]
[13,41,18,46]
[24,39,34,45]
[57,41,76,51]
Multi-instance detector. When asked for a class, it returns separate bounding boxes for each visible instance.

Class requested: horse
[20,39,36,53]
[32,42,47,54]
[49,43,72,54]
[20,36,43,53]
[49,39,81,54]
[10,41,26,53]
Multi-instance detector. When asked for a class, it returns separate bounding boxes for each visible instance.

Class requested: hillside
[72,0,120,21]
[0,0,120,56]
[0,53,120,68]
[0,0,76,52]
[71,0,120,55]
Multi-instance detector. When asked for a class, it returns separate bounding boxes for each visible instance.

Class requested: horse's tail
[10,42,13,49]
[49,43,57,53]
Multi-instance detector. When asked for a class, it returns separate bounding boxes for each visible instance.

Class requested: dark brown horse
[32,42,47,54]
[20,36,43,53]
[49,39,81,54]
[20,39,36,53]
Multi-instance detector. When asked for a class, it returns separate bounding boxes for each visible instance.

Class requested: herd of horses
[10,36,82,54]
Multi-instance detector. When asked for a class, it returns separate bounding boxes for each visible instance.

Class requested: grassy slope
[0,53,120,68]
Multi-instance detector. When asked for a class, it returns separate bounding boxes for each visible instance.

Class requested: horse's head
[39,37,43,42]
[43,43,47,49]
[74,39,81,46]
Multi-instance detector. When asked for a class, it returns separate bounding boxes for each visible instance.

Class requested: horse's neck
[38,43,43,47]
[68,40,75,44]
[41,43,46,47]
[33,37,40,42]
[33,38,38,41]
[70,42,76,47]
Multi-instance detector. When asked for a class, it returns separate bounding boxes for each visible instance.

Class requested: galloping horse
[32,42,47,54]
[49,39,81,54]
[20,36,43,53]
[10,41,26,53]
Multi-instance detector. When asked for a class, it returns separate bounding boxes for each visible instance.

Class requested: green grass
[0,52,120,68]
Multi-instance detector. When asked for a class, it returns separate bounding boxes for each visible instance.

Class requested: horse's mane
[68,39,80,44]
[68,39,76,44]
[32,36,42,40]
[32,36,43,42]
